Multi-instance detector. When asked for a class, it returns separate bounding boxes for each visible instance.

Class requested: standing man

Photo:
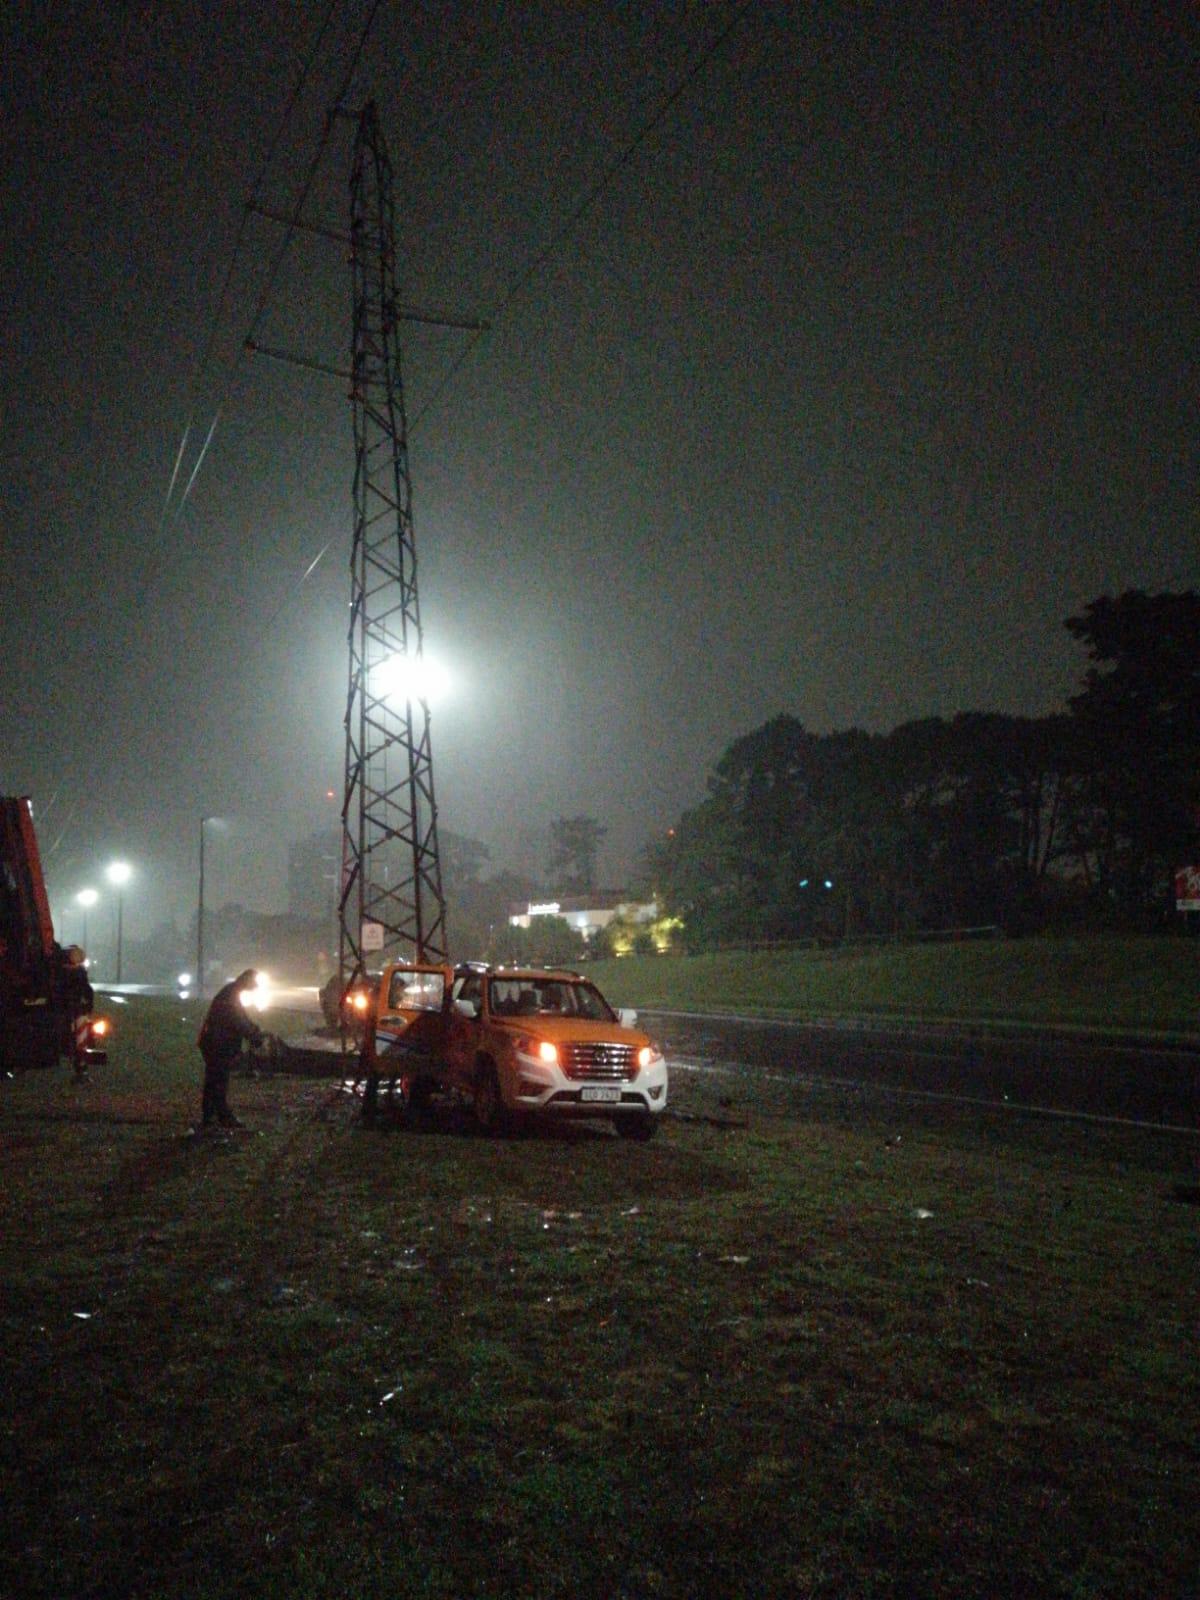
[197,968,264,1129]
[57,944,95,1080]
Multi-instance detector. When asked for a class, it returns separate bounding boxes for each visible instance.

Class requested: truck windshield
[487,978,615,1021]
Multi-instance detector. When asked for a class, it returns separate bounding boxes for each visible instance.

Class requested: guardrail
[702,925,1003,955]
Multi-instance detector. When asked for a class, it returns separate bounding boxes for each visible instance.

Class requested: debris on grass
[666,1107,748,1129]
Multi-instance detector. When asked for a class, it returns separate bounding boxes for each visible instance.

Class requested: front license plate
[580,1086,622,1104]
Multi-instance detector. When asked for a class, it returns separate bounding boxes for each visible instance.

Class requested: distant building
[288,830,340,923]
[508,893,657,944]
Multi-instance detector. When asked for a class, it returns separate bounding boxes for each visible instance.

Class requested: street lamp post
[198,819,211,1001]
[197,817,227,1000]
[75,888,99,955]
[106,861,132,983]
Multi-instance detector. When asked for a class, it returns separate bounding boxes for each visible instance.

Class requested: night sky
[2,2,1196,945]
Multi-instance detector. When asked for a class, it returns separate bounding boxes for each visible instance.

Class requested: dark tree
[651,717,874,947]
[486,915,583,968]
[880,713,1080,933]
[440,830,492,889]
[652,709,1087,950]
[1065,591,1200,916]
[548,816,608,897]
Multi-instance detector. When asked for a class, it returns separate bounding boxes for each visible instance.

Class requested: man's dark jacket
[198,973,264,1058]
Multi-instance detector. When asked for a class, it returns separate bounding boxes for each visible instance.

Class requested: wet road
[644,1010,1200,1133]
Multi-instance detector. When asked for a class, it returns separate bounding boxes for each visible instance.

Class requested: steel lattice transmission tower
[339,101,448,982]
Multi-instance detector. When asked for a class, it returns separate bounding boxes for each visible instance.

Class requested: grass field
[1,993,1197,1599]
[588,934,1200,1037]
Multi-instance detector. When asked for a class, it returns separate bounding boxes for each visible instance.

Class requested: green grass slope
[589,935,1200,1036]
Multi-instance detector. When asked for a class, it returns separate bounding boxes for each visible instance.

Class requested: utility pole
[245,100,483,993]
[339,101,449,982]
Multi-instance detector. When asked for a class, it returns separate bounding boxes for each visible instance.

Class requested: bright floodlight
[372,651,450,707]
[76,888,99,908]
[178,972,192,989]
[106,861,133,888]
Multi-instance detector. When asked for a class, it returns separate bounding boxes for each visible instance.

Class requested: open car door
[363,962,454,1114]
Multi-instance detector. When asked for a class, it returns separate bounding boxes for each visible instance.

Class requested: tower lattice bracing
[339,101,448,981]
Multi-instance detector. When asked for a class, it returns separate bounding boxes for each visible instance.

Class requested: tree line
[644,592,1200,950]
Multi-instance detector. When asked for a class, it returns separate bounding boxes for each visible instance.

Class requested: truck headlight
[517,1036,558,1066]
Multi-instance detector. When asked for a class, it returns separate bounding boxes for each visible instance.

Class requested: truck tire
[408,1074,434,1115]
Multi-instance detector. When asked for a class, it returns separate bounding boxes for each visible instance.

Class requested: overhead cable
[412,0,757,431]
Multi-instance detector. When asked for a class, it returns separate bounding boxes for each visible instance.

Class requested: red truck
[0,796,110,1075]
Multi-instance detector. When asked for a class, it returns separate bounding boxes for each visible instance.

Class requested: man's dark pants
[201,1046,239,1125]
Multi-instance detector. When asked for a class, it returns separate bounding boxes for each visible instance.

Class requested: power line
[166,0,345,530]
[411,0,757,432]
[45,1,383,869]
[244,0,386,349]
[241,0,759,634]
[186,0,344,428]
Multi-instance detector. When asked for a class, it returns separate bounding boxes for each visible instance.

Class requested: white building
[508,893,658,944]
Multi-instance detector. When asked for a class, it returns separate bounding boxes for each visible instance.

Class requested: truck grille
[561,1041,637,1081]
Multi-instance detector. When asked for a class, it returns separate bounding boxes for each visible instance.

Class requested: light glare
[371,652,450,707]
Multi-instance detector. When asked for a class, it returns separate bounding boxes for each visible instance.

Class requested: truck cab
[1,796,110,1075]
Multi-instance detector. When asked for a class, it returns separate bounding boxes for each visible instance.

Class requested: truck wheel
[361,1070,380,1123]
[615,1112,657,1141]
[408,1075,434,1115]
[474,1063,506,1135]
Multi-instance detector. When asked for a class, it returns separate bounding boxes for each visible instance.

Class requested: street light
[75,888,99,953]
[198,820,210,1001]
[106,861,132,983]
[198,817,228,1001]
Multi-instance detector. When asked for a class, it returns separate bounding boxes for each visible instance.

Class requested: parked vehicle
[318,970,380,1035]
[363,961,668,1137]
[1,796,111,1075]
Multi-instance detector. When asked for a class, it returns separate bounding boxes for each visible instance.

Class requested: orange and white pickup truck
[362,960,668,1138]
